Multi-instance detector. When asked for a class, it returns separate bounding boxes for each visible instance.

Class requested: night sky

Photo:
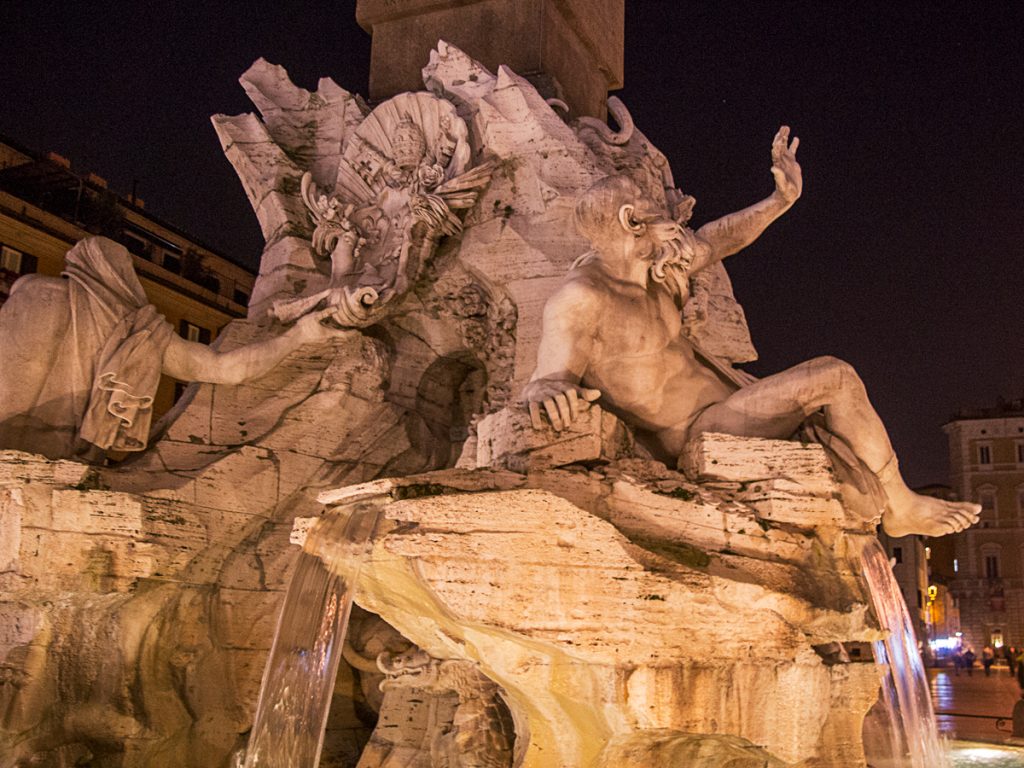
[2,2,1021,487]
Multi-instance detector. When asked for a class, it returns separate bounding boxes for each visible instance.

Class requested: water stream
[860,536,951,768]
[239,504,381,768]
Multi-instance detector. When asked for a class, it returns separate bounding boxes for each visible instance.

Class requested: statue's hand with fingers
[520,377,601,432]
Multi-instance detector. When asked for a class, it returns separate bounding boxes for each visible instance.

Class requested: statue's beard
[649,234,693,299]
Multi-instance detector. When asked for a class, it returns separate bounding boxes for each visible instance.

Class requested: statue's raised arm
[687,126,802,275]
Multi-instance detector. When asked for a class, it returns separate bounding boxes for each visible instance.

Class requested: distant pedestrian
[953,650,964,676]
[964,648,976,676]
[1016,649,1024,690]
[983,646,995,677]
[1006,645,1017,676]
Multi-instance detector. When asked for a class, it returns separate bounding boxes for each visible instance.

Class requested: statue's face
[618,198,679,258]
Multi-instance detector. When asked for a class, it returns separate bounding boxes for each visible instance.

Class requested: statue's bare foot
[882,485,981,537]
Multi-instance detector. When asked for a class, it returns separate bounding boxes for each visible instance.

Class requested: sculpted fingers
[566,389,580,421]
[789,136,800,156]
[529,401,544,431]
[579,388,602,403]
[771,126,787,162]
[554,393,573,427]
[543,398,564,431]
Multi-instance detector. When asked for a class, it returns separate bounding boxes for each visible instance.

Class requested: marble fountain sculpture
[0,42,980,768]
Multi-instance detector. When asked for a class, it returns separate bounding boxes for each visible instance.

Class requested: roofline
[0,131,255,275]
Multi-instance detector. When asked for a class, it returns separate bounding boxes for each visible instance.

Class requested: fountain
[240,507,381,767]
[0,8,978,766]
[861,538,951,768]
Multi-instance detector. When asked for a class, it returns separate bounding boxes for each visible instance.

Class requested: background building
[941,400,1024,653]
[0,135,255,417]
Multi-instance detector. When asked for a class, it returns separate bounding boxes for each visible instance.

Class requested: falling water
[860,537,950,768]
[240,504,381,768]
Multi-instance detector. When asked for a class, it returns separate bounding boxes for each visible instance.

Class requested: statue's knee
[807,356,863,394]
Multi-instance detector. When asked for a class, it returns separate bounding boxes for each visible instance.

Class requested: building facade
[0,136,255,417]
[942,401,1024,654]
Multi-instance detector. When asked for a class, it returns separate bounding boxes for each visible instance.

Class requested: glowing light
[930,636,960,650]
[953,745,1014,759]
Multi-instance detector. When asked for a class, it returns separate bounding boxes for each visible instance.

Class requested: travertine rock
[302,432,883,767]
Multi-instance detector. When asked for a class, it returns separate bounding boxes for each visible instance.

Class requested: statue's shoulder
[548,264,609,314]
[8,272,66,299]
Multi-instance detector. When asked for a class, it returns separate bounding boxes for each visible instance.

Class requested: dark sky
[2,2,1022,487]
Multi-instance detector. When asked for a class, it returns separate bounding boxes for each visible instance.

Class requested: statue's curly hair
[573,175,644,244]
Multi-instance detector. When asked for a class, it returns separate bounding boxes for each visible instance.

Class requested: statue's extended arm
[161,309,355,386]
[689,126,802,274]
[521,282,602,431]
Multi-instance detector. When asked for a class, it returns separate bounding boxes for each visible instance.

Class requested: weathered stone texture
[303,432,883,767]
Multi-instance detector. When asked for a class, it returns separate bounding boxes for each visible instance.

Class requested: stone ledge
[469,404,633,470]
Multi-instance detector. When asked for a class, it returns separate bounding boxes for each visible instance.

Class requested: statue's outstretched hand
[770,126,802,204]
[521,379,601,432]
[292,307,360,344]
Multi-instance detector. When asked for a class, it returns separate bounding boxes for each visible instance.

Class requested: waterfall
[240,504,381,768]
[860,537,950,768]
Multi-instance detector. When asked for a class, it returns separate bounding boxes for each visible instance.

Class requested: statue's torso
[573,266,734,441]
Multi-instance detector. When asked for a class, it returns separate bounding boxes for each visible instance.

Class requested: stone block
[681,432,836,496]
[737,478,845,529]
[474,404,632,470]
[0,488,22,572]
[192,446,279,516]
[50,490,144,538]
[0,451,90,487]
[357,0,623,118]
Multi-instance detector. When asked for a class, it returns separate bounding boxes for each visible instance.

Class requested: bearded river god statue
[522,127,980,539]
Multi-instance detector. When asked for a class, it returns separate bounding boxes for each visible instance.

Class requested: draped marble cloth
[0,237,174,458]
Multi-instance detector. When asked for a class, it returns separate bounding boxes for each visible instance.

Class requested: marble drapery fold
[0,237,173,457]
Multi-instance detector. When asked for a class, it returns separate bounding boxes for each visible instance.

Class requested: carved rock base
[299,435,884,767]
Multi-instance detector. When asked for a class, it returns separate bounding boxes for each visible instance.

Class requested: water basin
[952,741,1024,767]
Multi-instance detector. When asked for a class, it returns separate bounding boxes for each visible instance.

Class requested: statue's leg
[687,356,980,537]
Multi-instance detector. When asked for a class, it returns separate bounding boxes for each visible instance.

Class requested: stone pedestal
[298,432,884,767]
[356,0,624,118]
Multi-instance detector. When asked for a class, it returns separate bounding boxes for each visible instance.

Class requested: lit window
[1,245,22,272]
[953,558,959,572]
[978,444,992,465]
[179,320,211,345]
[925,547,931,560]
[993,630,1004,649]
